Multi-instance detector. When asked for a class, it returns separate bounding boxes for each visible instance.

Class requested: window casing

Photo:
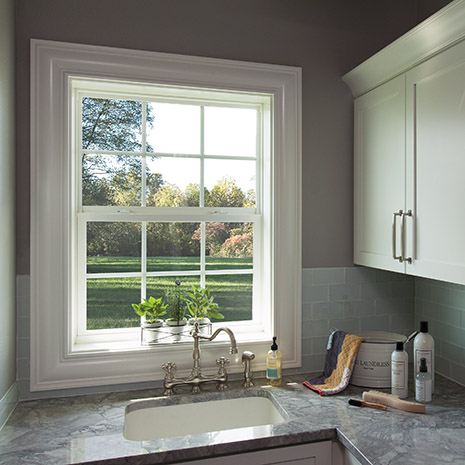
[30,40,301,391]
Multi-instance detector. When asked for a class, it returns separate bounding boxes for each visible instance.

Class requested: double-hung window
[73,80,270,346]
[31,40,301,391]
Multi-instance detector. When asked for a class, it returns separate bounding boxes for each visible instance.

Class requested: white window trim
[30,39,302,391]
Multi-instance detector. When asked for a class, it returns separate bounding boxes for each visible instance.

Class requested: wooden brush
[348,398,387,411]
[362,390,425,413]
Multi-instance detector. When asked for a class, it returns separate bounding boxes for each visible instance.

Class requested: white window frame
[30,39,301,391]
[73,80,268,347]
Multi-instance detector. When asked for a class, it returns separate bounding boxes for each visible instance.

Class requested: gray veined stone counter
[1,374,465,465]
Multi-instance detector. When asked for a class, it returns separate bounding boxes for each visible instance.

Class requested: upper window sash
[75,88,264,213]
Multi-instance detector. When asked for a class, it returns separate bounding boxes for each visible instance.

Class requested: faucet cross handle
[162,362,177,380]
[216,357,229,391]
[216,357,229,374]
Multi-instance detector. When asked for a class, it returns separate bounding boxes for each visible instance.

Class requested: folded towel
[303,330,364,396]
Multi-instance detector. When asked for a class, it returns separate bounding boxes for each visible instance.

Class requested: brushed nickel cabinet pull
[401,210,413,264]
[393,210,403,262]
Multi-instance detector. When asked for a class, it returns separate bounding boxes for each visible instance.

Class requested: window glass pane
[204,107,257,157]
[204,159,256,207]
[146,275,199,313]
[81,97,142,152]
[205,222,253,270]
[87,277,141,329]
[205,274,253,322]
[87,222,141,273]
[146,156,200,207]
[147,222,200,272]
[82,154,142,206]
[146,102,200,154]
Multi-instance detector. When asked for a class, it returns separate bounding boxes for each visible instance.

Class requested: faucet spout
[202,327,238,354]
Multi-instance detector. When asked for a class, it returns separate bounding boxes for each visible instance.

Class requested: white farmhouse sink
[123,394,286,441]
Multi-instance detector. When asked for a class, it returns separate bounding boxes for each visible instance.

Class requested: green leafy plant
[132,296,168,324]
[166,280,186,324]
[184,285,224,320]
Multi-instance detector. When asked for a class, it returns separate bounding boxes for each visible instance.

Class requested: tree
[82,97,161,208]
[183,183,201,207]
[217,227,253,258]
[192,223,229,255]
[205,176,246,207]
[82,97,164,256]
[151,183,183,207]
[82,97,152,152]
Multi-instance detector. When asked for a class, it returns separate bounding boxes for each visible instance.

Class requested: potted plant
[132,296,168,343]
[185,285,224,335]
[165,280,187,341]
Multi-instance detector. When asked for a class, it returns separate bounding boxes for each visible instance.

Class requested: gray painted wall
[15,0,425,272]
[12,0,458,399]
[0,0,16,400]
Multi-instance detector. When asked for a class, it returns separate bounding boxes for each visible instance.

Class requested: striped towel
[303,330,364,396]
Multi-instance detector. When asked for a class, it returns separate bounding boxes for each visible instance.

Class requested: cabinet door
[406,39,465,284]
[354,75,406,273]
[172,441,332,464]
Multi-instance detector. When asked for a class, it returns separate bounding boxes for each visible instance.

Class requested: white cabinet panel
[354,38,465,285]
[173,441,332,465]
[354,75,406,273]
[406,39,465,284]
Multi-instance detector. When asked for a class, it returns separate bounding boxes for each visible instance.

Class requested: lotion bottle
[391,341,408,399]
[415,357,432,403]
[266,337,282,386]
[414,321,435,392]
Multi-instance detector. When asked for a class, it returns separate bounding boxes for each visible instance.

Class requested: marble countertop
[1,373,465,465]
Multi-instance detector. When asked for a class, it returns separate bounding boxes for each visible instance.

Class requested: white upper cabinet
[354,75,406,273]
[344,0,465,285]
[406,39,465,284]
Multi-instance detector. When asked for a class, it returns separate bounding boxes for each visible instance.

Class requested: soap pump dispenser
[266,336,282,386]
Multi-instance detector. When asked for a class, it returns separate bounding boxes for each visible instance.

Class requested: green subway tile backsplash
[415,277,465,387]
[301,267,415,363]
[302,268,465,387]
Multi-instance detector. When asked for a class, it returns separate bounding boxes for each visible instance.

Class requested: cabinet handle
[401,210,413,264]
[392,210,403,263]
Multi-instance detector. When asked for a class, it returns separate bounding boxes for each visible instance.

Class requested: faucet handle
[216,357,229,391]
[216,357,230,370]
[162,362,177,380]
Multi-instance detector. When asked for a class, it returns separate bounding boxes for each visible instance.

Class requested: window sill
[70,329,271,355]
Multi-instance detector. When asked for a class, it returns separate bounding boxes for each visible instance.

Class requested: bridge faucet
[162,320,238,395]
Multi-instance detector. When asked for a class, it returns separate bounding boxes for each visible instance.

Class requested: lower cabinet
[172,440,363,465]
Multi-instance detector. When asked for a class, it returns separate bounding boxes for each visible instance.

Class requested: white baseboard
[0,381,19,430]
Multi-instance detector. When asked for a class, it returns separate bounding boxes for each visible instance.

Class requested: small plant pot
[188,317,212,336]
[166,318,188,341]
[142,320,163,344]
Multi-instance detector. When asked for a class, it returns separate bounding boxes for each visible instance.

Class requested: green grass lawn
[86,256,253,329]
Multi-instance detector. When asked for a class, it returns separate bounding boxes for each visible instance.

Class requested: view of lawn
[86,256,253,329]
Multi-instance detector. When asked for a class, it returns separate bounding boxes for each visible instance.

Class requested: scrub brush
[362,390,425,413]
